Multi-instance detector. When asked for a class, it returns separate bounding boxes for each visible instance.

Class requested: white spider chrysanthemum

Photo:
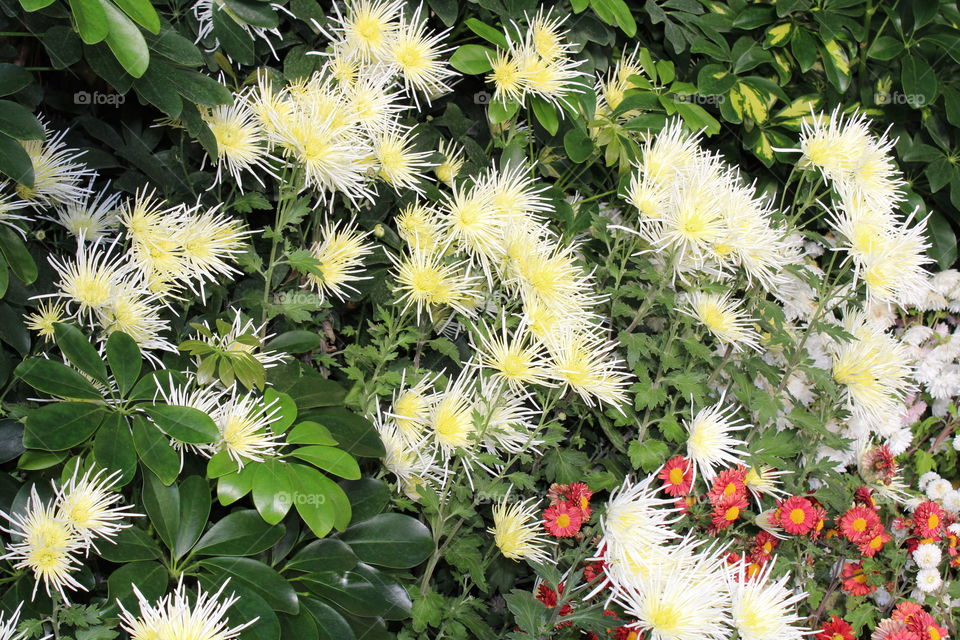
[487,49,526,104]
[655,164,727,267]
[544,329,631,410]
[681,291,761,352]
[0,603,29,640]
[371,125,433,194]
[373,410,448,499]
[396,201,443,250]
[1,487,86,601]
[341,71,406,134]
[47,238,130,320]
[514,41,586,109]
[442,176,504,266]
[55,468,140,548]
[303,220,374,301]
[24,300,67,341]
[743,466,788,507]
[797,108,872,182]
[212,388,284,467]
[489,494,553,564]
[16,124,93,207]
[487,163,551,223]
[727,560,807,640]
[601,475,681,552]
[50,179,121,242]
[328,0,403,62]
[386,372,438,440]
[433,139,464,187]
[117,192,191,295]
[613,560,731,640]
[202,98,276,186]
[391,247,479,320]
[478,386,543,455]
[0,187,31,236]
[118,579,256,640]
[685,399,749,481]
[858,219,932,305]
[178,206,249,298]
[526,7,573,61]
[638,119,704,181]
[427,369,477,453]
[96,280,175,355]
[474,318,553,390]
[513,243,601,315]
[830,313,915,426]
[383,4,455,102]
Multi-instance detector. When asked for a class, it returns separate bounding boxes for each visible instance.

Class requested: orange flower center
[852,517,867,532]
[579,497,589,510]
[723,482,736,496]
[928,514,940,530]
[789,508,806,524]
[669,467,684,485]
[930,626,942,640]
[556,514,571,528]
[832,634,845,640]
[854,573,867,584]
[762,542,772,554]
[725,506,740,521]
[869,536,882,549]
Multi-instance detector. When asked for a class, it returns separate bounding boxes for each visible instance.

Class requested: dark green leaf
[340,513,432,569]
[24,403,106,451]
[54,322,108,383]
[193,509,285,556]
[142,404,219,444]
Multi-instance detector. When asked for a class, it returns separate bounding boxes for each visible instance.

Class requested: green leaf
[0,133,33,188]
[97,526,162,561]
[627,438,669,472]
[531,97,558,135]
[106,331,141,396]
[222,0,278,28]
[303,563,410,620]
[307,408,384,458]
[133,61,183,118]
[302,599,355,640]
[145,28,203,66]
[211,7,255,65]
[291,446,361,480]
[0,101,43,140]
[54,322,108,384]
[866,35,904,60]
[902,54,938,108]
[193,509,285,556]
[286,421,337,446]
[252,459,293,524]
[20,0,56,10]
[173,68,233,106]
[142,404,219,444]
[503,589,549,634]
[108,561,167,612]
[926,211,958,269]
[0,227,37,283]
[465,18,507,48]
[266,330,321,354]
[591,0,636,36]
[563,127,593,163]
[288,464,336,538]
[93,413,137,486]
[264,388,296,432]
[199,557,298,614]
[287,539,358,573]
[174,475,211,560]
[70,0,110,44]
[198,575,281,640]
[111,0,160,34]
[99,0,150,78]
[24,403,106,451]
[448,44,494,74]
[132,415,180,485]
[341,478,390,524]
[340,513,432,569]
[141,469,180,549]
[217,466,254,505]
[15,358,103,400]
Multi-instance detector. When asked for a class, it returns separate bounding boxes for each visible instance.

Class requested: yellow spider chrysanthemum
[119,579,255,640]
[396,201,444,250]
[384,4,454,100]
[213,389,284,467]
[48,238,129,318]
[335,0,403,62]
[55,468,139,547]
[202,98,274,186]
[682,290,761,352]
[372,125,433,194]
[428,372,476,452]
[15,124,93,207]
[433,139,464,187]
[487,49,526,103]
[475,319,552,389]
[24,300,67,340]
[304,220,374,301]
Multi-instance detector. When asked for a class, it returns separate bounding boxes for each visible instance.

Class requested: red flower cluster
[840,561,875,596]
[912,501,946,540]
[817,616,854,640]
[536,582,573,628]
[543,482,592,538]
[774,495,826,537]
[838,504,890,557]
[657,456,693,497]
[872,601,949,640]
[707,467,748,532]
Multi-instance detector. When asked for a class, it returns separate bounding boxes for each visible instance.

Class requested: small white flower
[913,543,942,570]
[919,471,942,491]
[927,478,953,502]
[916,568,943,593]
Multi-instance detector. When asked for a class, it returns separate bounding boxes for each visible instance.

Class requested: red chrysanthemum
[543,501,583,538]
[708,467,747,504]
[892,601,925,623]
[583,561,606,583]
[817,616,854,640]
[777,496,816,535]
[536,583,559,607]
[658,456,693,497]
[854,485,876,508]
[913,501,946,539]
[566,482,593,519]
[884,631,921,640]
[811,505,828,539]
[857,528,891,558]
[908,612,949,640]
[613,626,642,640]
[711,493,748,530]
[750,531,778,563]
[840,561,875,595]
[864,444,898,480]
[839,505,882,544]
